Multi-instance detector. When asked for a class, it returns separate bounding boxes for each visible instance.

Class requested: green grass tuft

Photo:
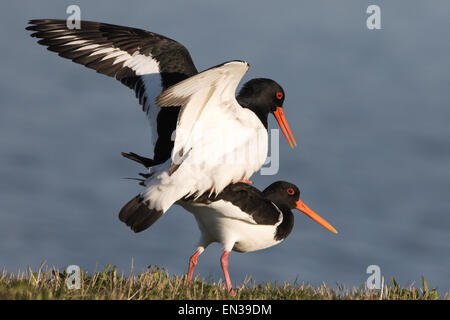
[0,264,447,300]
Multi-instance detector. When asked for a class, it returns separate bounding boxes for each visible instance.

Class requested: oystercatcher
[122,177,337,294]
[27,20,297,222]
[180,181,337,294]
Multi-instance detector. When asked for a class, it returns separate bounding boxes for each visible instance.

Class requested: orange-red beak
[295,199,338,234]
[273,107,297,149]
[273,107,297,148]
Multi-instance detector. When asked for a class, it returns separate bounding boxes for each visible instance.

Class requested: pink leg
[220,250,235,296]
[187,249,202,284]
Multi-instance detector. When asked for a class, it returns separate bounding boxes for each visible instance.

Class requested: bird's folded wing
[27,19,197,158]
[185,183,282,225]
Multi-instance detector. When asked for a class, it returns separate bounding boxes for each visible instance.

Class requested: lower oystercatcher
[180,181,337,294]
[120,176,337,294]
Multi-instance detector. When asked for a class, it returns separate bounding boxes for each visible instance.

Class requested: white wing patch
[64,41,161,76]
[141,73,163,156]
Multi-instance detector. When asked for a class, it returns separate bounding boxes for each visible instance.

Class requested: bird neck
[236,96,269,129]
[274,205,294,241]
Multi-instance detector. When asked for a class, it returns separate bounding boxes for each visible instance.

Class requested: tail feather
[119,195,164,232]
[121,152,155,168]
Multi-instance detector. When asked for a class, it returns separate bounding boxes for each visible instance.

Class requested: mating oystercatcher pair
[27,19,337,295]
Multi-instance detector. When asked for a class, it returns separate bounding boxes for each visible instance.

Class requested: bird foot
[229,179,253,185]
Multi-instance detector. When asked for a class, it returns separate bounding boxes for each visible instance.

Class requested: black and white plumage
[180,181,337,294]
[119,62,296,225]
[138,61,271,214]
[27,19,297,227]
[119,149,338,294]
[182,180,338,250]
[27,19,197,165]
[181,182,297,253]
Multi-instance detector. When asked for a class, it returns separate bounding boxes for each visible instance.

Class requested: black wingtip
[26,18,54,28]
[26,19,39,27]
[119,195,164,233]
[26,19,64,34]
[25,20,37,32]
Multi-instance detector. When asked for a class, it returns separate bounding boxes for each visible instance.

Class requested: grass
[0,263,447,300]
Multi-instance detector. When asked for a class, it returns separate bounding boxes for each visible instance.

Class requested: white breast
[140,61,269,213]
[175,106,268,194]
[179,200,283,253]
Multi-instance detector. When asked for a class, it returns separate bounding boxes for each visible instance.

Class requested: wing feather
[27,19,197,161]
[155,61,249,172]
[183,183,282,225]
[156,60,249,107]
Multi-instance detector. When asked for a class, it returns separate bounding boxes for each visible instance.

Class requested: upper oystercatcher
[27,20,297,222]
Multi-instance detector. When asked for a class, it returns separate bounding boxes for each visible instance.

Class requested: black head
[237,78,285,118]
[262,181,338,234]
[237,79,296,148]
[262,181,300,210]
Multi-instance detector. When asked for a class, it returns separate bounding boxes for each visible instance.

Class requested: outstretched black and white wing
[26,19,198,164]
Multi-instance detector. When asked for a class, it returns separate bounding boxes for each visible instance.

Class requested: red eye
[287,188,295,195]
[276,92,283,100]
